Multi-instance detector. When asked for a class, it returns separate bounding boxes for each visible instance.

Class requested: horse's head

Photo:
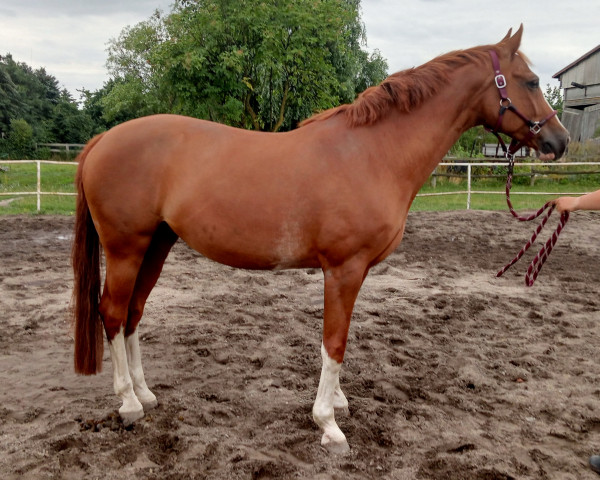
[479,25,569,160]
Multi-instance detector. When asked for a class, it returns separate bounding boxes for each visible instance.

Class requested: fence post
[36,161,41,212]
[467,164,472,210]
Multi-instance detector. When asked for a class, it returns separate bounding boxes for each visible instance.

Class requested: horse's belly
[185,238,321,270]
[171,216,320,270]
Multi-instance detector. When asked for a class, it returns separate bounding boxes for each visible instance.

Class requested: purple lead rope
[496,157,569,286]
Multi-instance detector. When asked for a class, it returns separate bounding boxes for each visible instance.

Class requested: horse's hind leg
[125,330,156,411]
[125,223,178,411]
[100,238,152,425]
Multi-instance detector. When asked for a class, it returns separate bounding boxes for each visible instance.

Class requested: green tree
[104,0,388,131]
[0,54,100,154]
[7,118,34,158]
[0,60,21,136]
[449,126,500,158]
[103,11,168,123]
[0,55,61,141]
[544,84,563,117]
[80,80,129,134]
[51,90,94,143]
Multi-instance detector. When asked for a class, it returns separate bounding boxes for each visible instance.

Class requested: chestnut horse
[72,26,569,453]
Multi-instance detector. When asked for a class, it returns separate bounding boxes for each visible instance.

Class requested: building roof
[553,44,600,78]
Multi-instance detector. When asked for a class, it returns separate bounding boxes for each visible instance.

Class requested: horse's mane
[300,44,506,128]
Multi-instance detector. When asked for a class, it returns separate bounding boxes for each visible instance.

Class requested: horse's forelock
[516,50,532,65]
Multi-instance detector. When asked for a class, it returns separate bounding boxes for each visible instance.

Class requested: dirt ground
[2,210,600,480]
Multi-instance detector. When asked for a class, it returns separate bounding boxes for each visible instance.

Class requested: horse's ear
[500,28,512,43]
[503,24,523,56]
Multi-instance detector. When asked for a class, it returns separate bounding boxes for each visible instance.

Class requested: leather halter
[488,50,569,287]
[486,50,557,159]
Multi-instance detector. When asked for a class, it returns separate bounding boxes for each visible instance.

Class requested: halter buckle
[530,122,541,135]
[495,74,507,89]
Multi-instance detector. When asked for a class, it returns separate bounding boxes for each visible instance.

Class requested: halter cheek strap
[487,50,557,159]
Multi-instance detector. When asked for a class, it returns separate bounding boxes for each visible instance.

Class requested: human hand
[552,196,579,213]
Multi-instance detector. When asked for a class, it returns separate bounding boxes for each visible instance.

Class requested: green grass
[412,162,600,211]
[412,181,597,211]
[1,160,599,215]
[0,195,76,215]
[0,162,77,215]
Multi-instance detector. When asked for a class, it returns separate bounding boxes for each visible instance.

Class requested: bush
[566,141,600,161]
[7,118,35,159]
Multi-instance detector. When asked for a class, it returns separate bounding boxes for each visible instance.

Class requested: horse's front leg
[314,343,349,453]
[333,370,349,412]
[313,260,366,454]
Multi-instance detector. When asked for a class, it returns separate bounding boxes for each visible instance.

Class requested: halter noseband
[487,49,557,160]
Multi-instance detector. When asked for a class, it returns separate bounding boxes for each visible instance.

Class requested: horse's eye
[527,79,539,90]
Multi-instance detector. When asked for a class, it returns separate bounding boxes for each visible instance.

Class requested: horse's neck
[373,64,487,190]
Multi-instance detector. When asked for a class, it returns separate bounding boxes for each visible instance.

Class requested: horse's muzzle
[537,129,570,160]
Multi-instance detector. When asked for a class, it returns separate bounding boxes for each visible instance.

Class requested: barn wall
[556,49,600,141]
[581,104,600,140]
[565,83,600,107]
[562,108,583,141]
[559,50,600,87]
[562,105,600,142]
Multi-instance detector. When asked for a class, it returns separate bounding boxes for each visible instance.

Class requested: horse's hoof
[141,398,158,411]
[321,434,350,455]
[119,407,144,426]
[135,389,158,411]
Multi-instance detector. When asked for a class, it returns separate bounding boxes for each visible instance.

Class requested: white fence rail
[37,143,85,154]
[0,160,78,211]
[421,161,600,209]
[1,160,599,212]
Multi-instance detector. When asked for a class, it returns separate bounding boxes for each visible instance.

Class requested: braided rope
[496,156,570,286]
[524,211,569,286]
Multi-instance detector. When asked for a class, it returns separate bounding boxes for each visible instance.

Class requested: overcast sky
[0,0,598,100]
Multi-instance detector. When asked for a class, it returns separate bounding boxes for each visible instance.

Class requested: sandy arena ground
[1,210,600,479]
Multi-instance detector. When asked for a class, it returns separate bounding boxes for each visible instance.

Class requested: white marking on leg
[109,328,143,425]
[333,376,349,411]
[125,330,158,411]
[312,343,349,453]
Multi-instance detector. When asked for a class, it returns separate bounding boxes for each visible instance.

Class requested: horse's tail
[72,133,105,375]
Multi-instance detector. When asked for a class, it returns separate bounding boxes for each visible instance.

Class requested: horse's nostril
[541,132,570,160]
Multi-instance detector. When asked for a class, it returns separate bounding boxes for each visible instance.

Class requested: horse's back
[81,114,405,270]
[81,115,323,267]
